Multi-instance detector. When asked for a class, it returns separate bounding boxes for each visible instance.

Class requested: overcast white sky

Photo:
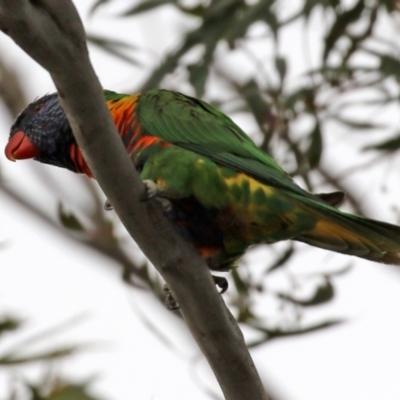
[1,1,400,399]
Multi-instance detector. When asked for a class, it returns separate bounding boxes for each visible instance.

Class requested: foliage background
[1,0,400,398]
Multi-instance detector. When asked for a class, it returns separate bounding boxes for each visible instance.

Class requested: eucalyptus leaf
[364,134,400,152]
[323,0,365,61]
[121,0,177,16]
[58,203,84,232]
[87,34,141,65]
[307,121,323,168]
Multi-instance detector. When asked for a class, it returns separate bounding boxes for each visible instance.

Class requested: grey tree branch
[0,1,267,399]
[0,53,27,118]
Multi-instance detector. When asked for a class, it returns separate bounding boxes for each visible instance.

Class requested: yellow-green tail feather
[296,203,400,265]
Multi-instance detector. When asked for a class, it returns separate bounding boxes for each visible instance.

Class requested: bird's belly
[140,146,316,267]
[218,172,312,247]
[164,181,311,270]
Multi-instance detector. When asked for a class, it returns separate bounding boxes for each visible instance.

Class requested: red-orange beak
[4,131,41,161]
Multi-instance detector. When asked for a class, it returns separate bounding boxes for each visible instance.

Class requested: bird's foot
[156,197,173,212]
[104,181,173,212]
[212,275,229,294]
[141,179,172,212]
[104,199,113,211]
[163,275,228,311]
[163,284,179,310]
[141,179,160,200]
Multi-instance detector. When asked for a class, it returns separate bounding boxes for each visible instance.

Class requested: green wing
[136,89,313,198]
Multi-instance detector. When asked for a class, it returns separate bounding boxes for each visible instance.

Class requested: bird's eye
[34,104,44,113]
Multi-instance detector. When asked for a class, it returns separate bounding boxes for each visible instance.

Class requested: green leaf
[177,4,207,17]
[26,380,103,400]
[307,121,323,168]
[58,203,84,232]
[225,0,278,43]
[323,0,365,61]
[240,79,271,129]
[264,245,294,274]
[303,0,340,19]
[364,134,400,152]
[231,269,249,296]
[89,0,112,15]
[335,116,386,131]
[122,0,177,16]
[86,34,141,65]
[0,316,22,337]
[188,63,208,98]
[277,279,334,306]
[247,319,345,346]
[380,0,400,12]
[379,54,400,78]
[275,56,287,85]
[187,25,221,96]
[140,0,241,91]
[285,87,315,114]
[0,346,82,366]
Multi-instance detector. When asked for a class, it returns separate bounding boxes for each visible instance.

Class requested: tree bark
[0,1,268,399]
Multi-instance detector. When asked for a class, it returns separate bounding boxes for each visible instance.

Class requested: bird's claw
[104,199,113,211]
[156,197,172,212]
[163,275,228,311]
[212,275,229,294]
[163,284,180,310]
[141,179,172,212]
[141,179,159,201]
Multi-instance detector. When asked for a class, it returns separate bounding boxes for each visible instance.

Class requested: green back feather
[136,89,319,200]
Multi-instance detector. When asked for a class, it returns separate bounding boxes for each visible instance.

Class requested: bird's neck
[108,94,142,155]
[70,94,141,178]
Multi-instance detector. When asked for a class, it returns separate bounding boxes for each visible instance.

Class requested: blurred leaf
[0,314,90,366]
[248,319,345,347]
[187,31,219,96]
[27,380,103,400]
[0,346,82,366]
[277,278,334,306]
[307,121,323,168]
[58,203,84,231]
[0,316,22,337]
[188,62,209,98]
[341,5,377,65]
[303,0,340,19]
[334,116,386,131]
[122,0,177,16]
[323,0,365,61]
[225,0,278,44]
[264,245,294,274]
[89,0,112,15]
[364,134,400,153]
[241,80,266,123]
[207,0,243,17]
[86,34,141,65]
[230,269,256,323]
[187,1,247,95]
[14,315,87,351]
[379,54,400,78]
[380,0,400,12]
[231,268,249,296]
[177,4,207,17]
[285,87,315,114]
[275,56,287,86]
[239,80,274,142]
[140,0,242,91]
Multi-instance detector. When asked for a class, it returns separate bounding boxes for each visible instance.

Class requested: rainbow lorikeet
[5,89,400,275]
